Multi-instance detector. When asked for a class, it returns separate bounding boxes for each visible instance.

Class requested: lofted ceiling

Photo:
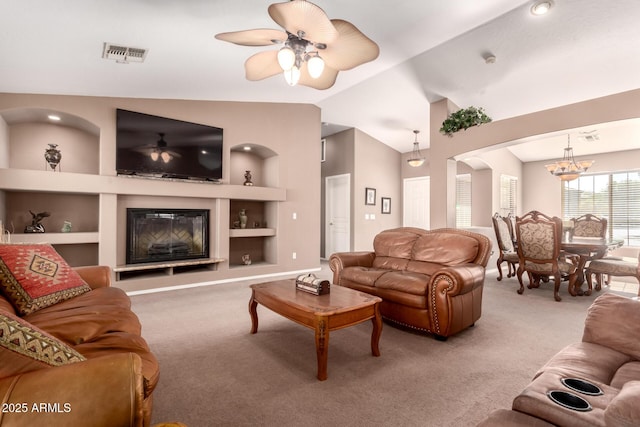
[1,0,639,161]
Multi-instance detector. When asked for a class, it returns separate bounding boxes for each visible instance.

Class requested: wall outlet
[292,212,297,220]
[292,252,297,260]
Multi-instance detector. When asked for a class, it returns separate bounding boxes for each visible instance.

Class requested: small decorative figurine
[243,170,253,186]
[61,220,72,233]
[24,210,50,233]
[239,209,248,229]
[242,253,252,265]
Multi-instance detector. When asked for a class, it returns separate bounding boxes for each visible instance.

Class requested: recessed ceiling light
[243,146,252,151]
[531,1,553,16]
[48,115,61,121]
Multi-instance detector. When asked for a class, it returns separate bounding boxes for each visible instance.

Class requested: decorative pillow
[0,244,91,315]
[0,310,86,378]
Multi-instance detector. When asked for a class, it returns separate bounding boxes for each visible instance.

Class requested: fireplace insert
[126,208,209,264]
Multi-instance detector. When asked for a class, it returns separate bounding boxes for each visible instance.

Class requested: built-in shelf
[114,258,226,281]
[229,228,276,238]
[11,232,100,245]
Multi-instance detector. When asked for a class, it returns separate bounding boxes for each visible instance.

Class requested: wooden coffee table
[249,279,382,380]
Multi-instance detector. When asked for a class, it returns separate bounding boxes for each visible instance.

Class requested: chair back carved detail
[515,210,577,301]
[572,214,607,238]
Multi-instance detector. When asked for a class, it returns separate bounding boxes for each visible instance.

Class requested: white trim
[126,267,321,296]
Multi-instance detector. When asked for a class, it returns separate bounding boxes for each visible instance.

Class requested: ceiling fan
[134,133,182,163]
[215,0,379,89]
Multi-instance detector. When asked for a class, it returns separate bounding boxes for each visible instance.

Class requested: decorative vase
[239,209,247,229]
[243,170,254,186]
[44,144,62,171]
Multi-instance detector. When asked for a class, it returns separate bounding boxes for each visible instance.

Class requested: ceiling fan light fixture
[160,151,172,163]
[277,46,296,70]
[284,65,301,86]
[307,54,324,78]
[150,151,160,162]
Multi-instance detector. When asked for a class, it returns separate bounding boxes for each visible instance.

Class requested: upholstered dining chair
[515,210,579,302]
[492,212,519,281]
[585,252,640,296]
[572,213,611,287]
[571,213,608,238]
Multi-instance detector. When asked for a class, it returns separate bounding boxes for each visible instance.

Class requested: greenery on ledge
[440,106,492,137]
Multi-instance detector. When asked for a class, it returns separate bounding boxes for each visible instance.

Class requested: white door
[325,174,351,257]
[403,176,430,229]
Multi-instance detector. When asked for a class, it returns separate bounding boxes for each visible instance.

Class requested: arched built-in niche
[229,143,279,187]
[1,107,100,174]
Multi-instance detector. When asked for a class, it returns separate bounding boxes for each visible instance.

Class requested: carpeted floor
[130,263,634,427]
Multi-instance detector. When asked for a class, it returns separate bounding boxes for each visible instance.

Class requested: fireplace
[126,208,209,264]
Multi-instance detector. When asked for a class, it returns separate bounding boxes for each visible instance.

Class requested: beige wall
[321,128,401,255]
[429,89,640,228]
[320,129,355,257]
[0,93,321,292]
[352,129,402,250]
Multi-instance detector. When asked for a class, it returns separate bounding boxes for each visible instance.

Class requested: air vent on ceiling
[578,131,600,142]
[102,43,148,64]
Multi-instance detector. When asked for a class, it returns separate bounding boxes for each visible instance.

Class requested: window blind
[456,174,472,228]
[500,175,518,216]
[562,171,640,245]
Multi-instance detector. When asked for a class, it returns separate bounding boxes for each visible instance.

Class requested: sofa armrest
[73,265,112,289]
[429,263,486,297]
[428,263,486,337]
[329,252,375,284]
[0,353,146,427]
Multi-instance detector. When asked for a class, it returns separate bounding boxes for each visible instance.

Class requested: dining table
[561,236,624,296]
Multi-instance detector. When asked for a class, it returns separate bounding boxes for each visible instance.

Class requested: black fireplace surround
[126,208,209,264]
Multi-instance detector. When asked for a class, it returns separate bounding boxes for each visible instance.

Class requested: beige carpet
[130,263,633,427]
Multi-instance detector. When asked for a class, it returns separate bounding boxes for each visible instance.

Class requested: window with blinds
[562,171,640,246]
[456,174,472,228]
[500,175,518,216]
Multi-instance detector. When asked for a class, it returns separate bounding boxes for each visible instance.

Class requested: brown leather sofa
[0,265,159,427]
[329,227,492,339]
[478,293,640,426]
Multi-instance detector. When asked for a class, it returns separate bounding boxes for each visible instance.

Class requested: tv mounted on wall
[116,109,223,181]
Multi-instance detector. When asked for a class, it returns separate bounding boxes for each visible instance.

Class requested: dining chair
[515,210,579,302]
[492,212,519,281]
[572,213,611,287]
[585,252,640,296]
[571,213,608,238]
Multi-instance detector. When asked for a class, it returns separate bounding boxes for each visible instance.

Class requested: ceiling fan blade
[298,64,338,90]
[244,50,282,81]
[268,0,338,44]
[215,29,287,46]
[321,19,379,71]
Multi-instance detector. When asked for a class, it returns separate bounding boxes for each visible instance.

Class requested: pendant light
[544,134,594,181]
[407,130,425,167]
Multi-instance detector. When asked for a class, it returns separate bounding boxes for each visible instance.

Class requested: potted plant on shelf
[440,106,492,137]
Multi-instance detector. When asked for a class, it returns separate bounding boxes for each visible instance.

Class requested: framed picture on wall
[365,187,376,205]
[381,197,391,214]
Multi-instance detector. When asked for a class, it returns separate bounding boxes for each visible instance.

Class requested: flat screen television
[116,109,223,181]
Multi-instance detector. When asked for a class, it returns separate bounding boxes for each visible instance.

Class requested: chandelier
[407,130,425,167]
[544,135,594,181]
[277,31,325,86]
